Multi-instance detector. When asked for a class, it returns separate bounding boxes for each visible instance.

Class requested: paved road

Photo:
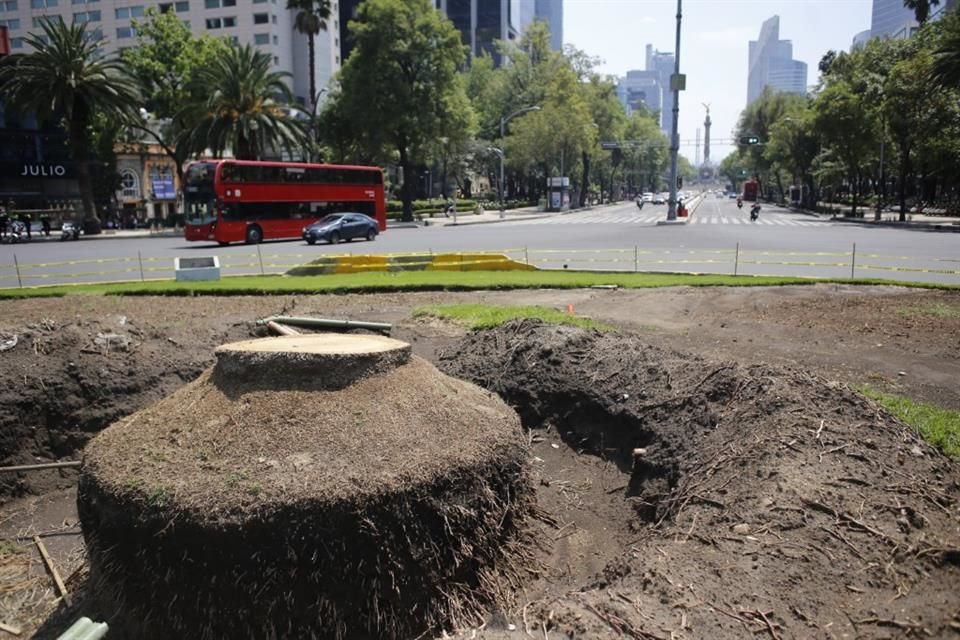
[2,197,958,286]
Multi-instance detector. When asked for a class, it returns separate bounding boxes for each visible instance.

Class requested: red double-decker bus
[183,160,386,245]
[742,179,759,202]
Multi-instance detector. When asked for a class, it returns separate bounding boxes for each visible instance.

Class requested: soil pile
[0,311,250,503]
[79,335,535,639]
[440,320,960,638]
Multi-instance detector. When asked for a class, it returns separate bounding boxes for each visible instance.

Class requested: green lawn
[413,303,614,331]
[859,386,960,459]
[2,270,957,299]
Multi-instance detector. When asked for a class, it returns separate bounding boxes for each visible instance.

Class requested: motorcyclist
[736,196,743,209]
[750,202,761,221]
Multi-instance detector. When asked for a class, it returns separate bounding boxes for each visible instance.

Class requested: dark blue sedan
[302,213,378,245]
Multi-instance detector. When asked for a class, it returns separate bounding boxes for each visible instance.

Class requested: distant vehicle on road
[302,213,378,245]
[183,160,386,245]
[641,192,654,203]
[653,193,666,205]
[742,180,759,202]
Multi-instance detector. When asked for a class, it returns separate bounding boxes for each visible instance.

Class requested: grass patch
[413,303,614,331]
[896,303,960,318]
[2,270,957,300]
[859,385,960,458]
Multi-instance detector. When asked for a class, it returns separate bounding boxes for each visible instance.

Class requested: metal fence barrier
[2,243,959,288]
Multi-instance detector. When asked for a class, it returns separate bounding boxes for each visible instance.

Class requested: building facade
[870,0,917,39]
[339,0,558,68]
[534,0,561,51]
[0,0,341,107]
[616,44,675,138]
[747,16,807,106]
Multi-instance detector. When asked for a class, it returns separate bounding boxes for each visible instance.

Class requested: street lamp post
[499,105,541,216]
[666,0,683,221]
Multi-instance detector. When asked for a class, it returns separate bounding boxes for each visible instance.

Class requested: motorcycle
[60,221,81,241]
[750,204,761,221]
[3,220,27,244]
[736,198,743,209]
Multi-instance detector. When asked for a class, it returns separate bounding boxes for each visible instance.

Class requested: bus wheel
[218,241,229,246]
[245,225,263,244]
[328,231,340,245]
[366,229,376,241]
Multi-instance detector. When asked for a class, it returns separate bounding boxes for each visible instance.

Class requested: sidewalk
[787,205,960,232]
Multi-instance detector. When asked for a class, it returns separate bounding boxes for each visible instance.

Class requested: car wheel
[329,231,340,245]
[366,229,376,241]
[245,225,263,244]
[306,238,316,245]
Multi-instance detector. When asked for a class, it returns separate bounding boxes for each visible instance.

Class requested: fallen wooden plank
[0,461,81,474]
[34,536,71,607]
[0,621,22,636]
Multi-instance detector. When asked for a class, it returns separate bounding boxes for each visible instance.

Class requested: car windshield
[317,214,346,225]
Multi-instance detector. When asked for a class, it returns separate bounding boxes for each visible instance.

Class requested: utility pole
[665,0,684,221]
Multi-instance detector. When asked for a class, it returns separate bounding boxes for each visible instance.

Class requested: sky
[563,0,874,163]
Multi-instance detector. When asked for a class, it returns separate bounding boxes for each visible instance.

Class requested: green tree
[122,8,230,182]
[620,113,668,194]
[333,0,474,221]
[177,44,308,160]
[0,20,141,234]
[764,107,820,208]
[287,0,331,108]
[932,7,960,88]
[812,81,878,216]
[719,152,749,191]
[735,87,807,198]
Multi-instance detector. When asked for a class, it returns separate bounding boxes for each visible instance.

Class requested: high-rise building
[534,0,562,51]
[340,1,557,69]
[615,44,676,138]
[870,0,917,39]
[647,45,675,138]
[0,0,340,108]
[747,16,807,105]
[618,70,661,118]
[434,0,535,66]
[851,29,871,50]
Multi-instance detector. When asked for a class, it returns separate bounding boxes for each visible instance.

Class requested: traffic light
[739,135,760,145]
[677,176,683,189]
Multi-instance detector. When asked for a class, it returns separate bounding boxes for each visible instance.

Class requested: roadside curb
[829,216,960,233]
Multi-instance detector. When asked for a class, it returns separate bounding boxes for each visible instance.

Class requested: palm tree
[178,44,308,160]
[0,20,141,234]
[903,0,940,25]
[286,0,331,109]
[932,10,960,88]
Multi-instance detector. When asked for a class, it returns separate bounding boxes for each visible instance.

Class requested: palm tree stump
[78,334,535,639]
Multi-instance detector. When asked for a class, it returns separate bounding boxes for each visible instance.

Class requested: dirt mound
[439,320,960,638]
[79,336,536,639]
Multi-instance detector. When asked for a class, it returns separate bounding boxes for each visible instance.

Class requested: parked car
[302,213,378,245]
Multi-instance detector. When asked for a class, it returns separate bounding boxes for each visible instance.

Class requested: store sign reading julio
[21,164,67,177]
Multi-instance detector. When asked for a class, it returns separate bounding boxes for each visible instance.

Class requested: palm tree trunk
[68,107,101,235]
[309,34,317,108]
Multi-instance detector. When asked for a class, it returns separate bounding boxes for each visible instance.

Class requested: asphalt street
[2,196,958,286]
